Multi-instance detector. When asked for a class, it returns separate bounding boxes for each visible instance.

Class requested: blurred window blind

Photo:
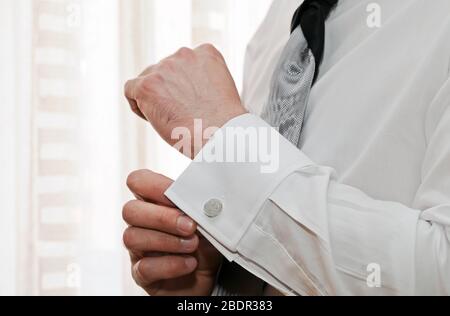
[2,0,272,296]
[191,0,272,91]
[32,0,82,295]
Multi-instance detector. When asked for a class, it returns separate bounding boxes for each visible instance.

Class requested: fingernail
[177,216,195,234]
[180,237,197,252]
[185,257,197,270]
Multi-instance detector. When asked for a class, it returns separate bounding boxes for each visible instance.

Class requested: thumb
[127,170,175,207]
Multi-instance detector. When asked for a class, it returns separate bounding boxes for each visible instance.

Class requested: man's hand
[124,44,247,158]
[123,170,223,296]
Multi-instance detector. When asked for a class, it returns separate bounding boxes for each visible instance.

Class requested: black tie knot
[291,0,338,82]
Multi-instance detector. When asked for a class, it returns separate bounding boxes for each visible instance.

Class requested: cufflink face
[203,199,223,218]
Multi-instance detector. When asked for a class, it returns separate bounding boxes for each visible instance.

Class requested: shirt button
[203,199,223,218]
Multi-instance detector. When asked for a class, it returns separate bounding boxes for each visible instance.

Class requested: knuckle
[199,43,224,62]
[157,208,180,231]
[139,65,154,77]
[150,72,165,83]
[176,47,193,58]
[135,261,151,285]
[166,257,183,274]
[199,43,217,54]
[124,80,133,96]
[155,206,170,226]
[136,75,162,97]
[126,174,136,190]
[123,228,136,249]
[122,200,137,223]
[154,233,173,251]
[144,235,156,251]
[157,59,175,72]
[126,169,145,190]
[132,270,142,286]
[135,79,150,97]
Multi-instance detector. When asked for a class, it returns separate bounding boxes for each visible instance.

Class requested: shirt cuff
[165,114,312,253]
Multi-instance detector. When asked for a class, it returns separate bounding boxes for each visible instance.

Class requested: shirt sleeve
[165,99,450,295]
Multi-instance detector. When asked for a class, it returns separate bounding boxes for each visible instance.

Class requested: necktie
[262,0,338,148]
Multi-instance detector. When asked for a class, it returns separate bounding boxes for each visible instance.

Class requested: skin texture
[124,44,247,295]
[123,170,223,296]
[124,44,247,159]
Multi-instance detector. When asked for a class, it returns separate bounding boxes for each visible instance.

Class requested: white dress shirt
[166,0,450,295]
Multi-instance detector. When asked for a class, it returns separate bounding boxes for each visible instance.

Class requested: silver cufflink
[203,199,223,218]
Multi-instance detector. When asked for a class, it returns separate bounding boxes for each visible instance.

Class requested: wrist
[192,107,248,159]
[172,103,248,160]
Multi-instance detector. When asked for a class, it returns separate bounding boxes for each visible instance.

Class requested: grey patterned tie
[262,0,338,148]
[261,26,316,148]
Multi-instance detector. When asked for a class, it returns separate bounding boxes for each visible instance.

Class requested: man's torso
[242,0,450,206]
